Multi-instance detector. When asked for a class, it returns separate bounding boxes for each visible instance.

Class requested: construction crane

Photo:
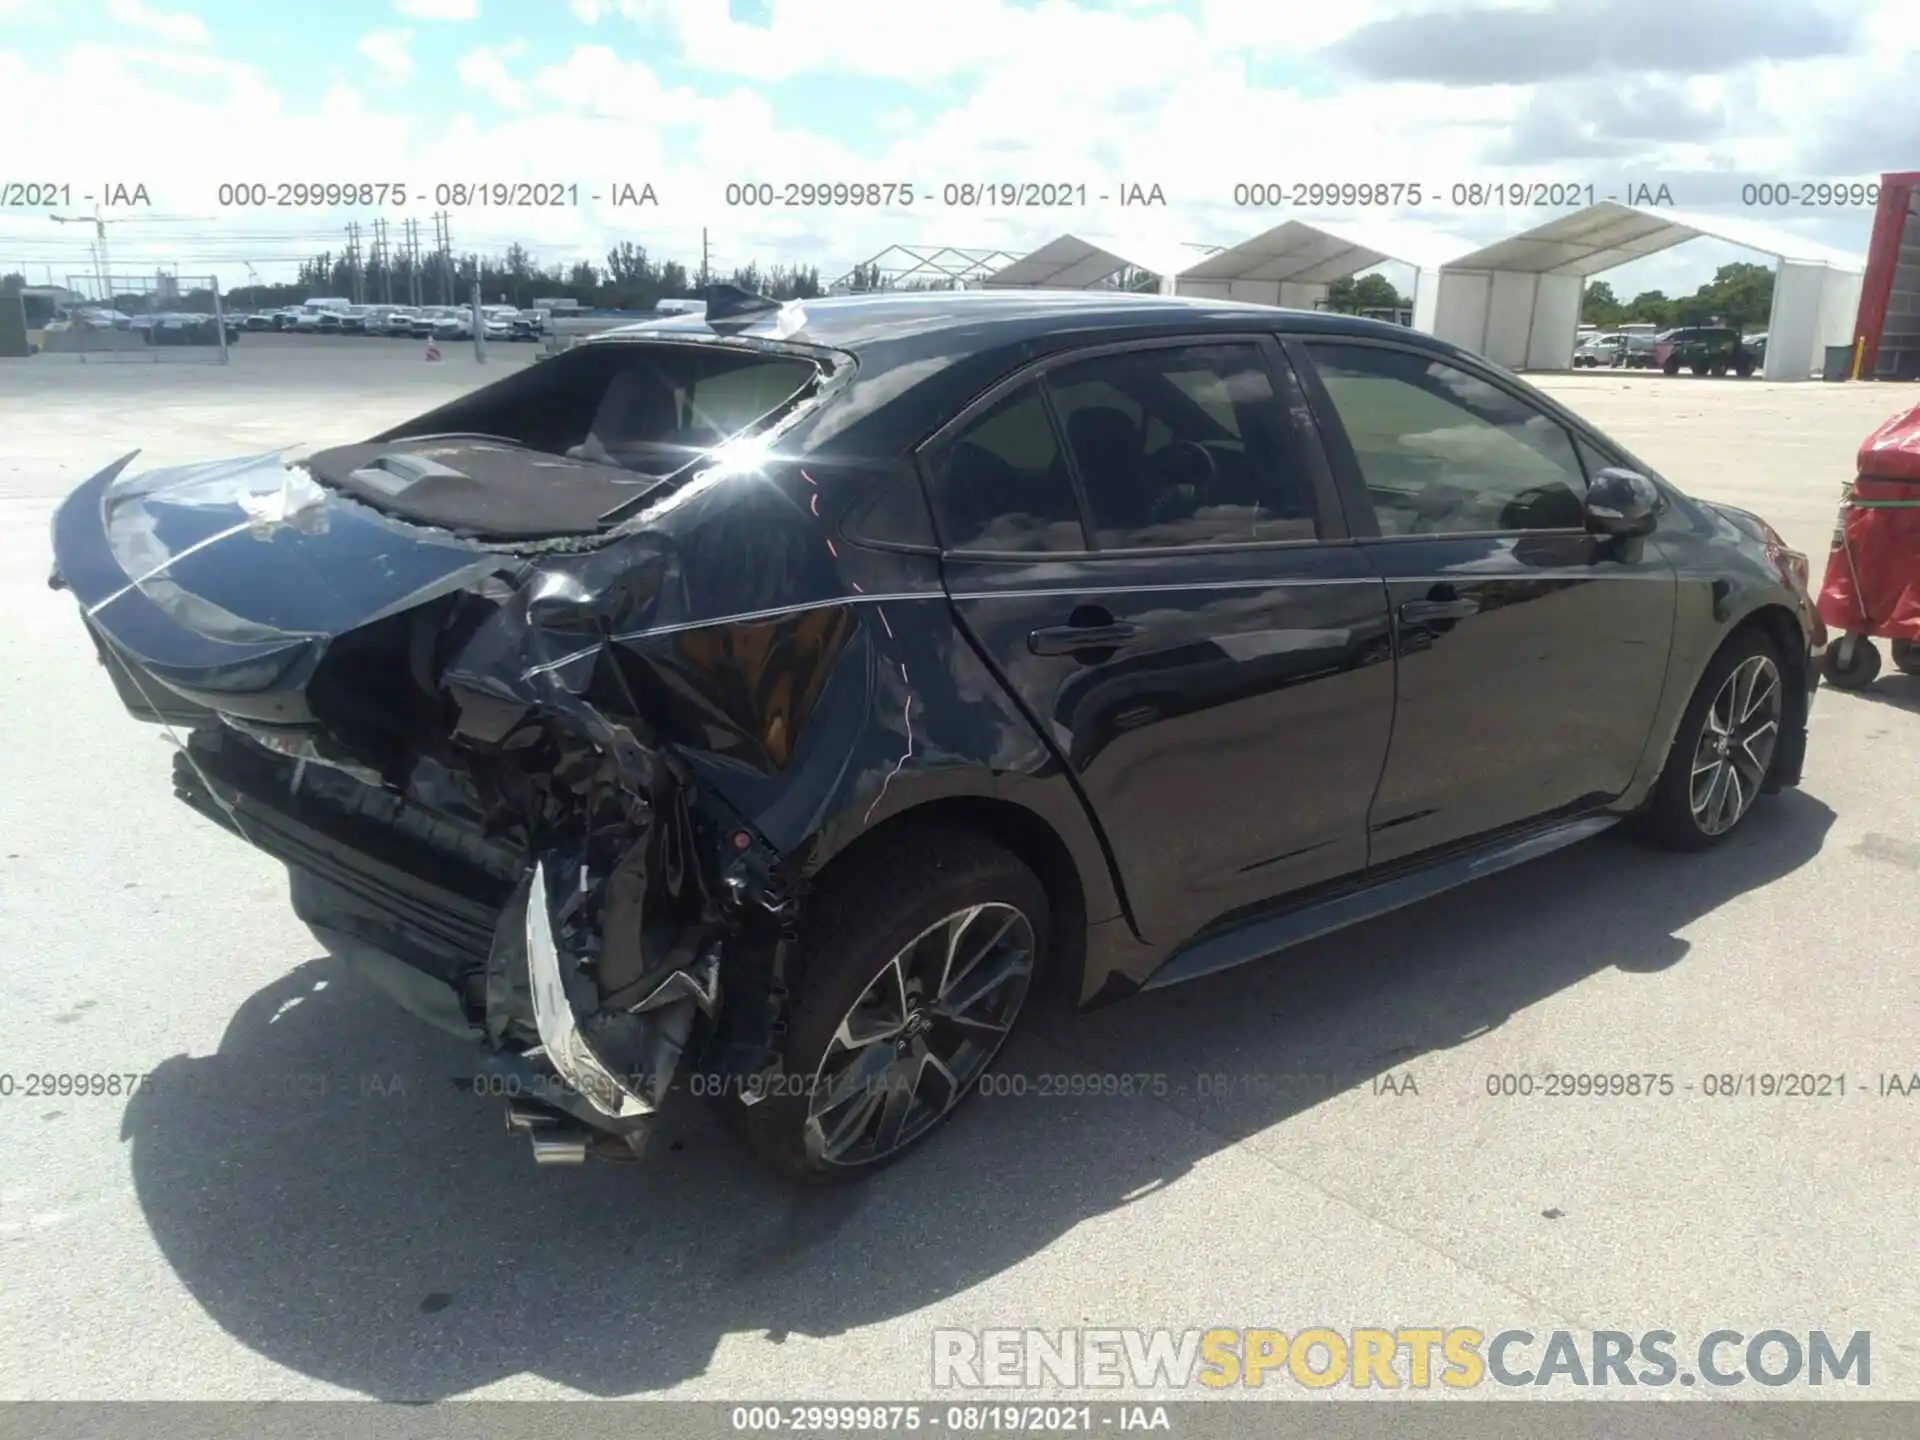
[49,208,117,306]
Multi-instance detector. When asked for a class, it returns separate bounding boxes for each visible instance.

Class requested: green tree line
[1580,262,1774,332]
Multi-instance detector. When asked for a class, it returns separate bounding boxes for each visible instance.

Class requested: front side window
[1046,343,1319,548]
[928,382,1087,553]
[1304,342,1588,536]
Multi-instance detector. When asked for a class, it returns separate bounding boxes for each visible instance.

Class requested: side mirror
[1585,467,1660,539]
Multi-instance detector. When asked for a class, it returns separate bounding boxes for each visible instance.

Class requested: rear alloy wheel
[804,904,1035,1168]
[732,833,1048,1180]
[1641,631,1785,850]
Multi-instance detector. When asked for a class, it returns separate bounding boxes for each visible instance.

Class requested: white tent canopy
[1173,218,1466,331]
[979,233,1189,293]
[1430,200,1864,379]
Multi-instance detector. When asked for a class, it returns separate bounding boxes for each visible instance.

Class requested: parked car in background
[315,311,345,335]
[481,304,518,342]
[243,312,278,331]
[382,307,420,337]
[58,307,132,330]
[432,309,474,341]
[143,312,237,346]
[1653,326,1757,377]
[1744,332,1769,368]
[45,288,1825,1180]
[1619,335,1660,369]
[510,308,547,341]
[1573,334,1625,367]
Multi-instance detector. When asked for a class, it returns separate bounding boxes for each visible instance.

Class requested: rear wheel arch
[798,797,1090,1011]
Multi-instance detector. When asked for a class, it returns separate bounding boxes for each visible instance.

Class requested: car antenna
[703,282,782,328]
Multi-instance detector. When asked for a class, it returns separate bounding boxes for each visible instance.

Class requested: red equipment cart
[1817,401,1920,688]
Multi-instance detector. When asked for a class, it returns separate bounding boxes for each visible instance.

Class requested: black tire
[1821,634,1881,690]
[1892,639,1920,676]
[1663,356,1682,375]
[732,831,1050,1181]
[1735,358,1754,377]
[1639,629,1787,851]
[1709,363,1728,377]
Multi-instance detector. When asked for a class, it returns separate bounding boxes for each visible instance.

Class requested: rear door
[923,335,1395,946]
[1291,336,1675,865]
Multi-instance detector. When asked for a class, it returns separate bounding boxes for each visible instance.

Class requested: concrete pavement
[1,350,1915,1402]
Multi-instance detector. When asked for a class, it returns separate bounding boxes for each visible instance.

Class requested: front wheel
[1640,631,1786,851]
[733,833,1049,1181]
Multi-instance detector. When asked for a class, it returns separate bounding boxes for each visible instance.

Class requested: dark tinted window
[1047,344,1318,548]
[843,467,938,547]
[929,383,1086,552]
[1305,342,1588,535]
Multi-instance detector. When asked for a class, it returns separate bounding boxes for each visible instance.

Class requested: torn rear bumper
[171,728,730,1155]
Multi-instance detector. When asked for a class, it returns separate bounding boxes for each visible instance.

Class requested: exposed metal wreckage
[66,447,822,1165]
[175,581,808,1162]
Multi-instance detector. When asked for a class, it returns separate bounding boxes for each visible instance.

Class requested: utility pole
[371,217,393,305]
[700,227,710,288]
[344,220,364,304]
[402,217,420,307]
[432,211,453,306]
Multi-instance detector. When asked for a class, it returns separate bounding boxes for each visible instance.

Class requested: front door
[924,338,1396,945]
[1293,338,1676,865]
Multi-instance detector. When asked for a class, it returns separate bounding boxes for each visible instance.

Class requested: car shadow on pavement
[1847,675,1920,715]
[121,790,1833,1400]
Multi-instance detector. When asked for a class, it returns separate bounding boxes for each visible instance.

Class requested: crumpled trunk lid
[50,450,504,722]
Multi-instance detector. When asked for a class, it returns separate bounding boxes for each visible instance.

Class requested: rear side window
[1047,344,1319,548]
[928,383,1087,552]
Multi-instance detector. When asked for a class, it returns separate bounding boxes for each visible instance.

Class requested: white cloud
[355,29,414,81]
[104,0,208,46]
[1,2,1908,295]
[396,0,478,18]
[457,42,529,110]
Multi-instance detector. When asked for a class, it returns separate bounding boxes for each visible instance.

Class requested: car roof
[575,288,1560,460]
[587,288,1471,363]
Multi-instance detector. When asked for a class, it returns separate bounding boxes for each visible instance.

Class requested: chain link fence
[45,272,232,363]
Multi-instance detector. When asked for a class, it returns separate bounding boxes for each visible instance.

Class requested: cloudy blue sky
[0,0,1910,297]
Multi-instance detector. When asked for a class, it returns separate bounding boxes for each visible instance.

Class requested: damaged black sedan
[50,286,1823,1178]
